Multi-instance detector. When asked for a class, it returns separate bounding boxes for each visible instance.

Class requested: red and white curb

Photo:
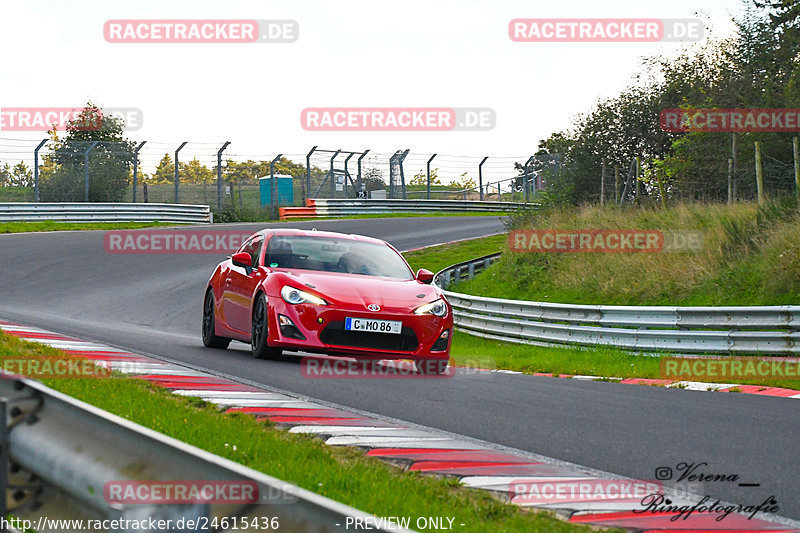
[525,372,800,399]
[2,319,799,532]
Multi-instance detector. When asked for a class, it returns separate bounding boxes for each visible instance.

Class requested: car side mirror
[231,252,253,272]
[416,268,434,284]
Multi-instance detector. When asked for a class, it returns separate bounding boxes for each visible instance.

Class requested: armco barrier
[280,198,531,219]
[1,375,410,532]
[435,253,800,355]
[0,203,211,224]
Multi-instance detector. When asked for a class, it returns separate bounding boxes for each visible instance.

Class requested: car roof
[258,228,389,247]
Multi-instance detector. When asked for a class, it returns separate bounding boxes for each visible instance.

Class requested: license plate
[344,317,402,335]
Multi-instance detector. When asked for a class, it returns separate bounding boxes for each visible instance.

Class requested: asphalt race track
[1,216,798,519]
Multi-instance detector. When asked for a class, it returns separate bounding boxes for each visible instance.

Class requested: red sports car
[202,229,452,373]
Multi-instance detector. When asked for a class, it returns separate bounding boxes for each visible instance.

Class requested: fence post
[478,156,488,201]
[357,150,369,198]
[524,156,535,203]
[755,141,765,205]
[614,165,620,204]
[727,158,733,205]
[216,141,230,211]
[270,153,283,218]
[33,139,48,202]
[330,150,341,198]
[343,153,354,198]
[83,141,99,202]
[398,149,409,199]
[600,157,606,206]
[174,141,188,204]
[793,137,800,204]
[656,163,666,209]
[731,133,738,202]
[426,153,437,199]
[132,141,146,203]
[305,146,317,202]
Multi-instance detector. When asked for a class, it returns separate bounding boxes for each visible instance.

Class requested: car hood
[274,270,442,309]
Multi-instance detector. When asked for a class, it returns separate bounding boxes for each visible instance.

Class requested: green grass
[0,332,602,533]
[0,187,34,202]
[0,221,176,234]
[403,234,505,273]
[458,200,800,306]
[449,331,800,390]
[400,233,800,389]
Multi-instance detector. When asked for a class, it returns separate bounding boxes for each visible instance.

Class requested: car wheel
[252,294,282,360]
[415,359,449,375]
[202,289,231,349]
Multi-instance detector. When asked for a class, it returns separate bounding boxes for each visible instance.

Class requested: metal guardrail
[1,375,409,532]
[435,253,800,355]
[280,198,533,219]
[0,203,211,224]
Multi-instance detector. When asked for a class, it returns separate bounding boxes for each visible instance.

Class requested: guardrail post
[426,154,437,199]
[305,146,317,202]
[0,398,8,527]
[270,153,283,218]
[33,139,48,203]
[216,141,231,210]
[343,153,354,198]
[174,141,188,204]
[330,150,341,198]
[83,141,99,202]
[131,141,146,203]
[357,149,369,198]
[478,156,488,201]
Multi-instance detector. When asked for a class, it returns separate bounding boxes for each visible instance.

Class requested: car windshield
[264,235,414,280]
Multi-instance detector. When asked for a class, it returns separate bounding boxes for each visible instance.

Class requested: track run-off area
[1,216,798,521]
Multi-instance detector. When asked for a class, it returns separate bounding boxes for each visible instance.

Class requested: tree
[361,167,386,191]
[0,164,10,187]
[409,168,442,186]
[151,154,175,184]
[10,162,33,187]
[529,1,800,205]
[40,102,135,201]
[179,158,214,183]
[450,172,476,190]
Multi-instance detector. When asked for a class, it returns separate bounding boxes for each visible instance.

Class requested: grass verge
[400,233,800,390]
[461,200,800,306]
[402,234,504,274]
[0,331,602,533]
[449,331,800,391]
[0,221,176,234]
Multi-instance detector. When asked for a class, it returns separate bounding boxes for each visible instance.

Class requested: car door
[222,235,265,334]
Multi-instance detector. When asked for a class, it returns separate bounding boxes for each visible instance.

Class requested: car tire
[202,289,231,349]
[252,294,282,360]
[415,359,449,375]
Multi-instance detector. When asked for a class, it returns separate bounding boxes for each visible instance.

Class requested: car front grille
[320,321,419,352]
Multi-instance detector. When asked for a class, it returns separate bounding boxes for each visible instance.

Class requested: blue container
[259,175,294,206]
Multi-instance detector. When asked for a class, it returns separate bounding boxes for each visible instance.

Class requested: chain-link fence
[0,137,563,210]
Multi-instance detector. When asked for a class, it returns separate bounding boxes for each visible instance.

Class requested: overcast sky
[0,0,746,180]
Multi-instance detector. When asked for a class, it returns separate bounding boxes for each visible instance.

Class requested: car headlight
[414,298,447,317]
[281,286,327,305]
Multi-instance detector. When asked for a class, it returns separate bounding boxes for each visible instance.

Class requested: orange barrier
[279,206,317,220]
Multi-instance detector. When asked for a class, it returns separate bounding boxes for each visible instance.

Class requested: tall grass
[459,200,800,306]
